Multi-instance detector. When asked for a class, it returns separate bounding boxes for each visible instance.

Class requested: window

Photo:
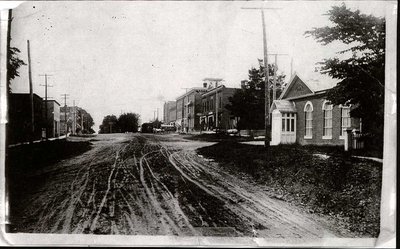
[304,102,313,138]
[282,113,295,132]
[340,106,351,137]
[322,101,333,139]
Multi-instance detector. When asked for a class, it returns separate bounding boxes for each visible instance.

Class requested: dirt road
[9,133,344,238]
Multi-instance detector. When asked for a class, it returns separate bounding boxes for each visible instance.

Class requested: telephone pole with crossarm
[241,6,282,148]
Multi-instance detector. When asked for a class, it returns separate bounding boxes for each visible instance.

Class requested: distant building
[176,87,208,132]
[43,100,61,138]
[8,93,44,144]
[200,80,239,131]
[163,101,177,125]
[270,72,361,146]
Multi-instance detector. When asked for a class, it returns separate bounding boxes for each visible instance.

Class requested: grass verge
[197,141,382,237]
[7,139,92,172]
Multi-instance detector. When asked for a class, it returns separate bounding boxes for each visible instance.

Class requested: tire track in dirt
[89,144,128,233]
[11,133,342,238]
[141,138,250,236]
[162,141,340,238]
[142,152,198,236]
[138,150,181,235]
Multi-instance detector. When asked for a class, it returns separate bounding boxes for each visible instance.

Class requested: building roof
[270,100,297,113]
[11,92,42,100]
[176,87,208,100]
[294,71,339,92]
[300,71,339,92]
[202,84,239,97]
[280,71,339,100]
[44,99,61,106]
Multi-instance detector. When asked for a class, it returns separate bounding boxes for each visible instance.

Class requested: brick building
[43,100,61,138]
[270,72,361,146]
[200,83,239,131]
[163,101,176,125]
[176,87,208,132]
[8,93,44,144]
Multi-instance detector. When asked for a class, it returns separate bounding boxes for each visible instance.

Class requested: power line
[27,40,34,143]
[269,53,289,102]
[61,93,70,134]
[242,6,283,148]
[39,73,53,139]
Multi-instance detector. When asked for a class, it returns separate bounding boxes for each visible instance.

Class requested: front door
[281,113,296,144]
[208,116,214,130]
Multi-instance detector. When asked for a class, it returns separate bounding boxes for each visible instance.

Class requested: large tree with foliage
[99,115,119,134]
[226,64,285,130]
[305,4,385,146]
[8,47,26,93]
[76,108,95,134]
[117,112,140,132]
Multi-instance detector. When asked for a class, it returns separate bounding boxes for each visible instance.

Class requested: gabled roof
[270,100,297,113]
[279,71,339,100]
[302,71,339,92]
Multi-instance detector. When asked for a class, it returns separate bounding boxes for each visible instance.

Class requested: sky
[3,1,389,130]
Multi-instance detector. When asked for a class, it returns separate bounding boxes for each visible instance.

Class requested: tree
[99,115,119,134]
[226,63,285,130]
[117,113,140,132]
[141,123,153,133]
[76,108,95,134]
[305,4,385,147]
[8,47,26,93]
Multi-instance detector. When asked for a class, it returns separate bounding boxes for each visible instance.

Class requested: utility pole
[157,108,159,120]
[242,6,281,148]
[27,40,34,143]
[269,53,289,102]
[72,100,76,135]
[60,93,69,135]
[215,85,218,130]
[81,113,84,132]
[39,74,53,139]
[262,10,269,148]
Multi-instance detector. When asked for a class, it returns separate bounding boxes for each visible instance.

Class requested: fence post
[352,129,362,149]
[344,128,353,151]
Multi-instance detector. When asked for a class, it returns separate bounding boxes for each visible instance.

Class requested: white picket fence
[352,132,364,149]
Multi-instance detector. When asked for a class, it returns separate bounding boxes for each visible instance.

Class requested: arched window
[340,105,351,137]
[322,100,333,139]
[304,101,313,138]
